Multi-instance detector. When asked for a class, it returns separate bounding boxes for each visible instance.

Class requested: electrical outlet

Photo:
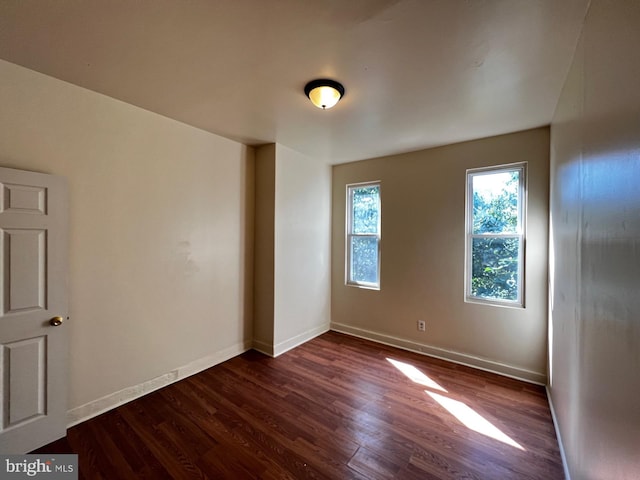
[417,320,426,332]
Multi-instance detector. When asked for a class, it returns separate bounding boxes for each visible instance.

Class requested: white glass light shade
[308,85,341,109]
[304,79,345,110]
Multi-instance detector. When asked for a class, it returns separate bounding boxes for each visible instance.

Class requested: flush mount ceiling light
[304,79,345,110]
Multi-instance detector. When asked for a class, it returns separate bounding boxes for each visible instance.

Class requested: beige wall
[549,0,640,478]
[0,60,254,420]
[253,145,276,351]
[253,144,332,356]
[332,128,550,382]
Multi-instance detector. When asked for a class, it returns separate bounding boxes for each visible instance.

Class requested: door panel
[4,229,47,313]
[0,167,68,454]
[2,336,46,427]
[2,183,47,215]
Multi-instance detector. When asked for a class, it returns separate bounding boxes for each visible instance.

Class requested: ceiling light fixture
[304,79,345,110]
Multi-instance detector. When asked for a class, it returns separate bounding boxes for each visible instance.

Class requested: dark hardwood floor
[34,332,564,479]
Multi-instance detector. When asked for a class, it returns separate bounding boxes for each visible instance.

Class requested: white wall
[332,128,550,383]
[0,60,254,422]
[549,1,640,478]
[273,144,331,354]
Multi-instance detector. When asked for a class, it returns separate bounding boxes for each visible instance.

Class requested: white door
[0,167,68,454]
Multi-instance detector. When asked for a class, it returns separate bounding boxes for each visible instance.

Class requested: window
[347,182,381,288]
[466,163,526,306]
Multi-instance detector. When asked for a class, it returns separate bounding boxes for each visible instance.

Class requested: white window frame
[465,163,527,307]
[346,181,381,289]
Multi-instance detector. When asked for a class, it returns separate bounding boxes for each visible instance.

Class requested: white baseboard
[546,386,571,480]
[273,324,330,357]
[253,324,330,358]
[252,339,274,357]
[331,322,547,385]
[66,340,253,427]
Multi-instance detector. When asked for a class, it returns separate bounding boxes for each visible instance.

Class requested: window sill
[346,282,380,291]
[465,296,524,309]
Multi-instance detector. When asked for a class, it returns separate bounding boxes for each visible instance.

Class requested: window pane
[350,236,378,284]
[472,171,519,234]
[352,186,379,234]
[471,237,519,301]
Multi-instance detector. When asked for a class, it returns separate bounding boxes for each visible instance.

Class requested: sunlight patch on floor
[425,391,525,450]
[387,356,524,450]
[386,358,447,392]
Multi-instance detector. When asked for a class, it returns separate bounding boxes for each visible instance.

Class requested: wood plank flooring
[33,332,564,479]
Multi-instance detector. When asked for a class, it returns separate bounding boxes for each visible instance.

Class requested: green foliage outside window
[349,185,380,285]
[470,170,522,302]
[471,237,519,300]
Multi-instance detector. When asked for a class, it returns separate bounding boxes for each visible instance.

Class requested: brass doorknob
[50,316,64,326]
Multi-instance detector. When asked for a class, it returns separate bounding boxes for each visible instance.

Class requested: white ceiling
[0,0,589,164]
